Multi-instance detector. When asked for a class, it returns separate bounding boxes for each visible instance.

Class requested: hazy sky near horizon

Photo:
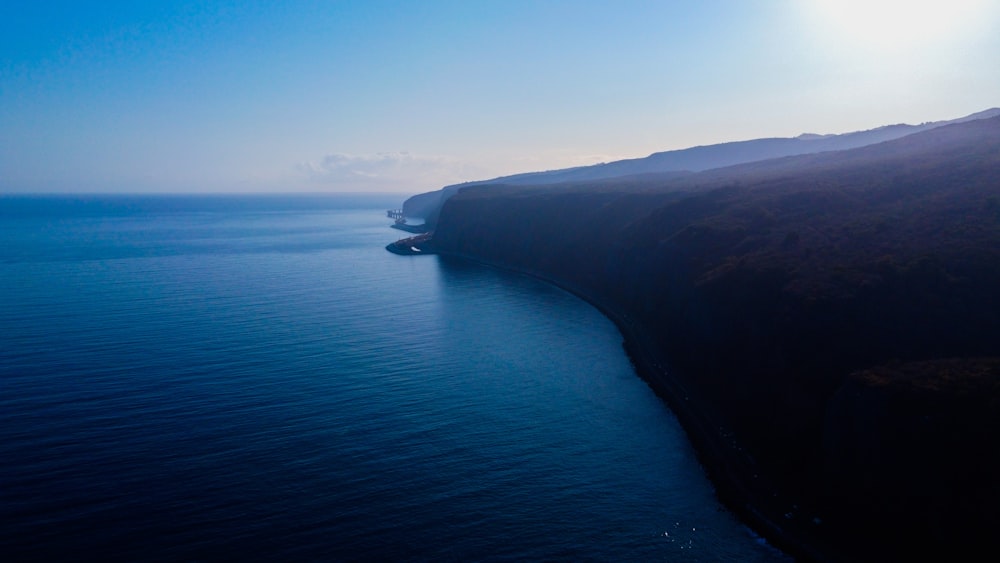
[2,0,999,194]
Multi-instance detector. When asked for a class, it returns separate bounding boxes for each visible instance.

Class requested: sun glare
[808,0,989,52]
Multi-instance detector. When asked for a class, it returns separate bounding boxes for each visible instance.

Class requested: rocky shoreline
[391,115,1000,560]
[425,249,835,562]
[412,245,1000,561]
[385,233,433,255]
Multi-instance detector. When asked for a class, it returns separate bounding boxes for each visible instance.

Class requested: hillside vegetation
[422,116,1000,560]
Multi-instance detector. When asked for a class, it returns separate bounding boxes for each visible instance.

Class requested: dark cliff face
[824,359,1000,554]
[401,189,446,221]
[429,116,1000,559]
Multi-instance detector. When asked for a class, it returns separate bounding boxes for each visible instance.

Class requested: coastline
[385,233,434,255]
[425,248,839,562]
[391,116,1000,560]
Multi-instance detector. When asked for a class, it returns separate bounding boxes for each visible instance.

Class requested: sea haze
[0,194,786,560]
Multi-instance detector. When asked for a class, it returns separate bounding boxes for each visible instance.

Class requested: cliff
[422,115,1000,560]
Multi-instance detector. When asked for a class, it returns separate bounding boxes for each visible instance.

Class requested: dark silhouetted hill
[420,115,1000,561]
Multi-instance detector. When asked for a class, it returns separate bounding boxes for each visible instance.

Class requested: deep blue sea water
[0,194,787,561]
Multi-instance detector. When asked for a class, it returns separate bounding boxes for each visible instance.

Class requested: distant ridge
[402,107,1000,220]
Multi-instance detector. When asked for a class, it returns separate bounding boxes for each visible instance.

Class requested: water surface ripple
[0,195,786,561]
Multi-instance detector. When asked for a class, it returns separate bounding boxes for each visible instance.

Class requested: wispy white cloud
[509,150,634,171]
[299,151,484,191]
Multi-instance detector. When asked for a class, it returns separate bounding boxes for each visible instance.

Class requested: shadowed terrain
[414,115,1000,561]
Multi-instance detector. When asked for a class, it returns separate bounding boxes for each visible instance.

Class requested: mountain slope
[401,107,1000,221]
[420,115,1000,561]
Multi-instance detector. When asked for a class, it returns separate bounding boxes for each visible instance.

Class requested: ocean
[0,194,786,561]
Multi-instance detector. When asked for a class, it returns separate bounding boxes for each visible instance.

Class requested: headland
[387,115,1000,561]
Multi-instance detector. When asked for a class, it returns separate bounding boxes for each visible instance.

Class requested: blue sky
[2,0,998,193]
